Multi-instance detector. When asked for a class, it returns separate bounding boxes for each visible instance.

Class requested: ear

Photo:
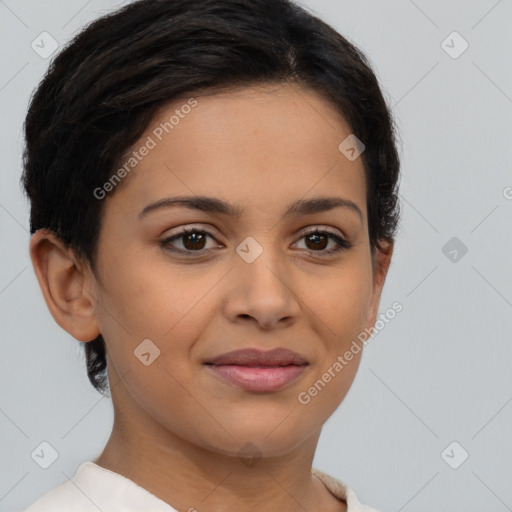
[365,240,394,331]
[29,229,101,342]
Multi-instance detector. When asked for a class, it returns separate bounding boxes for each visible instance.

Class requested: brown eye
[161,228,219,255]
[181,231,207,250]
[295,229,353,256]
[304,232,329,251]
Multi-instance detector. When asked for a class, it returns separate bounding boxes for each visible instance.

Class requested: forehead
[106,82,367,221]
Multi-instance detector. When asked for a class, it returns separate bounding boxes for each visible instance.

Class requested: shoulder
[23,476,95,512]
[22,461,175,512]
[312,467,381,512]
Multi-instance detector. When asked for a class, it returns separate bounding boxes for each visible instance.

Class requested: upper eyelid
[163,224,347,241]
[301,226,347,238]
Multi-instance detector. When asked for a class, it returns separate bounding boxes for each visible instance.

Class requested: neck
[93,372,346,512]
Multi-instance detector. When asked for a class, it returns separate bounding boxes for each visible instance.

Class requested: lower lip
[206,364,308,392]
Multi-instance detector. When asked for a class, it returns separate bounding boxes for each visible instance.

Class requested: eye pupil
[183,232,206,250]
[306,233,327,250]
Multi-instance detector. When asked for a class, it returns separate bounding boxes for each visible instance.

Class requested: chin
[195,420,315,460]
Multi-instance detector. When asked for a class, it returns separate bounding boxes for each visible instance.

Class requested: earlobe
[29,229,101,342]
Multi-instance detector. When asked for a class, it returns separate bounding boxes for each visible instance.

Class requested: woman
[22,0,401,510]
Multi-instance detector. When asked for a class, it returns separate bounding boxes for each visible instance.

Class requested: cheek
[306,257,373,345]
[96,256,200,338]
[95,259,221,394]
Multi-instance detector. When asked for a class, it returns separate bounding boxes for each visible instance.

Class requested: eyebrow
[138,195,363,223]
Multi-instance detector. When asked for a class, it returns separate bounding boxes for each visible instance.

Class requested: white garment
[24,461,380,512]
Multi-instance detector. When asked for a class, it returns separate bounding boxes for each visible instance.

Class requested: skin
[30,82,393,512]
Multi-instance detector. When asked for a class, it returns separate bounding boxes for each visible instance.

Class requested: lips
[204,348,309,392]
[205,347,308,367]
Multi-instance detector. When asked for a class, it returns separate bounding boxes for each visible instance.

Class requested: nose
[222,247,301,330]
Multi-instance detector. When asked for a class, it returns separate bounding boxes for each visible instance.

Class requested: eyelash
[160,227,353,257]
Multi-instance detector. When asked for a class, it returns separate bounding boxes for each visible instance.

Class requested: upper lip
[205,348,308,366]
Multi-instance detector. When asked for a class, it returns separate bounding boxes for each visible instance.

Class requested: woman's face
[88,83,392,457]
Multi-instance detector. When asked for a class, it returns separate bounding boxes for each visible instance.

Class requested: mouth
[204,348,309,392]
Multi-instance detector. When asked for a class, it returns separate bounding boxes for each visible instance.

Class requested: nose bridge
[236,233,287,290]
[225,233,300,327]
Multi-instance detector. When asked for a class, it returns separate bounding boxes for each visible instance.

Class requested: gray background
[1,1,511,511]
